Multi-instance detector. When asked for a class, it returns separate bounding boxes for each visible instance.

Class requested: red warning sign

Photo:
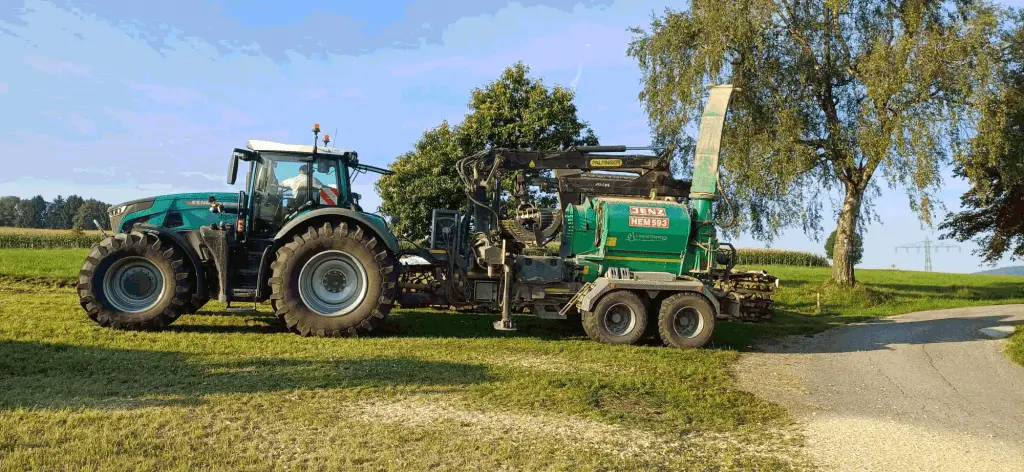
[628,216,670,229]
[628,206,669,228]
[629,206,667,217]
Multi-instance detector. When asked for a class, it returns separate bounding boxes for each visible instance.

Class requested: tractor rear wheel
[269,221,398,337]
[582,290,648,345]
[188,293,210,314]
[657,292,715,349]
[77,231,193,330]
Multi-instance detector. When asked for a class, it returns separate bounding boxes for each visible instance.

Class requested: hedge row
[0,231,102,249]
[735,248,830,267]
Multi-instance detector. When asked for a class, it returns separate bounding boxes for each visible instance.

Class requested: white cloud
[180,171,222,181]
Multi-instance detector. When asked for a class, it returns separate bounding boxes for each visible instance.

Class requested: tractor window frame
[247,152,346,235]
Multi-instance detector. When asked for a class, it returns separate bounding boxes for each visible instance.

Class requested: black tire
[582,290,648,345]
[185,262,210,314]
[657,292,716,349]
[77,231,193,330]
[187,293,210,314]
[269,221,398,337]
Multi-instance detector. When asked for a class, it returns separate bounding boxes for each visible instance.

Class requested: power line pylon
[895,236,960,272]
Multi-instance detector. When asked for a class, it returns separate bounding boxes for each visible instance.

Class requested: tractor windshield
[248,153,343,235]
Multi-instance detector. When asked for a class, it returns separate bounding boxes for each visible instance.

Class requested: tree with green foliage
[376,61,598,241]
[29,195,46,228]
[72,198,110,230]
[825,229,863,266]
[44,196,65,229]
[377,122,465,239]
[63,195,85,229]
[14,198,37,228]
[940,14,1024,264]
[627,1,1006,286]
[0,196,19,226]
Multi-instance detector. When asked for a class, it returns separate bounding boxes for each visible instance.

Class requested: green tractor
[78,125,402,336]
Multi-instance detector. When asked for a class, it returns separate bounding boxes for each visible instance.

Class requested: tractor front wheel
[269,221,398,337]
[77,231,193,330]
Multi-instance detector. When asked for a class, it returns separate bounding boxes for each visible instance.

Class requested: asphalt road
[735,304,1024,472]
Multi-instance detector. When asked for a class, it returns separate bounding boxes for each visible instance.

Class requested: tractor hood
[108,192,238,233]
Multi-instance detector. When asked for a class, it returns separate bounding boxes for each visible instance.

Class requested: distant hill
[975,266,1024,276]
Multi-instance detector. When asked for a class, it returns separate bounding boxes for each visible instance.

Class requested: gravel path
[735,304,1024,472]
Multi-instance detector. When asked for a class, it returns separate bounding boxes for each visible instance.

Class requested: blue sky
[1,0,1022,273]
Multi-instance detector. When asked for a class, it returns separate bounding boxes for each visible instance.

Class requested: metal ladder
[559,282,594,317]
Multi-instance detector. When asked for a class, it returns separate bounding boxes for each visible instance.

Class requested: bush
[734,248,830,267]
[824,229,864,265]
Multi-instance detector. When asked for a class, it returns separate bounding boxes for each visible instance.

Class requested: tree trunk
[831,183,865,286]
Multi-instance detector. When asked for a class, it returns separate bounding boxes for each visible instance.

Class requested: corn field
[735,248,830,267]
[0,227,102,249]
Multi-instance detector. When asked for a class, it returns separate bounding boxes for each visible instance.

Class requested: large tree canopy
[941,13,1024,263]
[627,0,1006,285]
[376,61,598,241]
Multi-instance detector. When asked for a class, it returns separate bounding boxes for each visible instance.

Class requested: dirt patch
[345,396,810,467]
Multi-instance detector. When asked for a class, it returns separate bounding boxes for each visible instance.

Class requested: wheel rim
[672,307,704,339]
[102,257,165,313]
[601,303,637,336]
[298,250,369,316]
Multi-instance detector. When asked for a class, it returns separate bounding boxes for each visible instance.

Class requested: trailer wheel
[77,231,192,330]
[582,290,647,345]
[270,221,398,337]
[657,292,715,349]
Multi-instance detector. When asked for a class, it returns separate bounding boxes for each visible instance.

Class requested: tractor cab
[227,134,363,239]
[222,125,392,240]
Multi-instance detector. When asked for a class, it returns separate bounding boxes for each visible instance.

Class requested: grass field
[1,248,1022,470]
[1009,326,1024,366]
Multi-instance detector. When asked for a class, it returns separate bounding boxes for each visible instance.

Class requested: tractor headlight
[108,205,128,217]
[106,199,154,232]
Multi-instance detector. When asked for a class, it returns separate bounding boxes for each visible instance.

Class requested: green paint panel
[117,192,237,233]
[564,197,692,281]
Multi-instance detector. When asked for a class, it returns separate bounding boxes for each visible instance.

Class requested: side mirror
[227,154,239,185]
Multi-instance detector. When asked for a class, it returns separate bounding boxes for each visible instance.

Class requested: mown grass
[1009,326,1024,366]
[0,248,86,286]
[1,249,1022,470]
[0,249,809,471]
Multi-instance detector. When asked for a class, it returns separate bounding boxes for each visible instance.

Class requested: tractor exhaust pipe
[93,219,109,238]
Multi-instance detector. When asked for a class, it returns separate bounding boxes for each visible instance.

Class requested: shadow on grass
[379,310,587,341]
[0,340,494,411]
[169,309,587,340]
[707,309,878,351]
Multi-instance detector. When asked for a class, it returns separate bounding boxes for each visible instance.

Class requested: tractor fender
[273,208,400,253]
[132,224,207,301]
